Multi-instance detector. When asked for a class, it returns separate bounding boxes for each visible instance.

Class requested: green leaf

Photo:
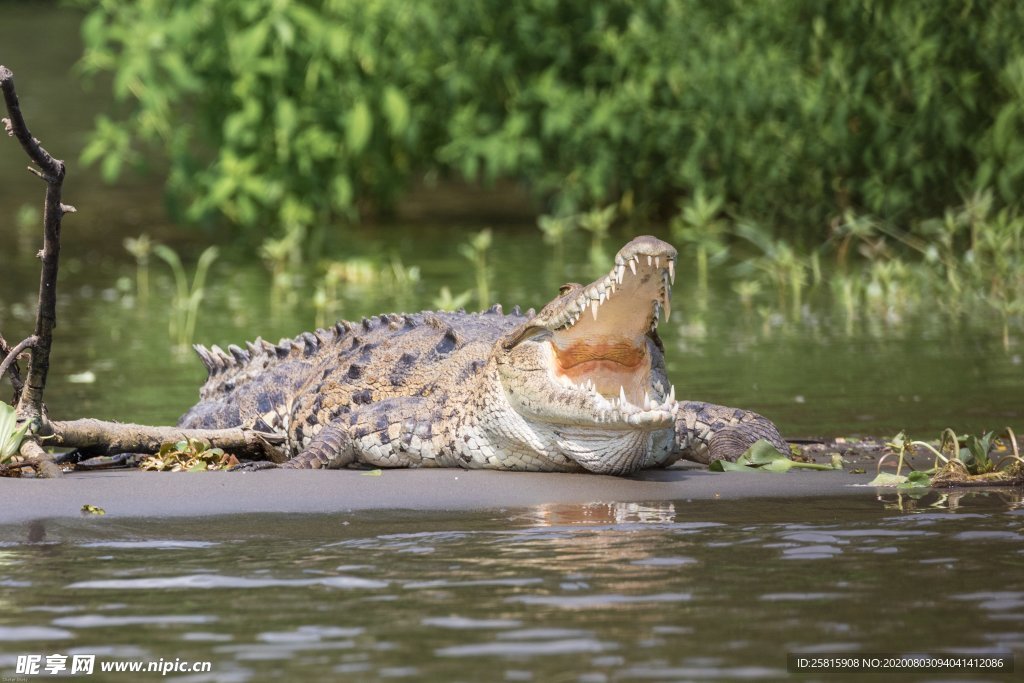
[188,462,208,473]
[709,459,758,472]
[759,458,796,473]
[897,470,932,489]
[347,100,373,153]
[0,403,31,459]
[739,439,786,465]
[867,472,909,487]
[361,469,383,477]
[382,86,410,135]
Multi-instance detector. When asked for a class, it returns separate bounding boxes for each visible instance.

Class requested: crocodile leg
[282,424,355,469]
[673,401,788,465]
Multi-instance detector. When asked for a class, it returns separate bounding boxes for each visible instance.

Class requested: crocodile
[179,236,788,473]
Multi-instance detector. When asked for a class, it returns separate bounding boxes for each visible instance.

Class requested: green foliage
[76,0,1024,240]
[0,402,30,463]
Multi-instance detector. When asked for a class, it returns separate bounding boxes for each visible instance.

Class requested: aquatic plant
[870,427,1024,488]
[0,401,30,464]
[536,213,577,263]
[578,204,616,269]
[670,190,729,298]
[123,233,152,302]
[709,440,843,473]
[139,438,238,472]
[458,229,493,310]
[733,222,808,320]
[153,244,219,348]
[432,287,472,312]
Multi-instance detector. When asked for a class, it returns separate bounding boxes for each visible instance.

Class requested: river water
[1,6,1023,682]
[1,493,1023,681]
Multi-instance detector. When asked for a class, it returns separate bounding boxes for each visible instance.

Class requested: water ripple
[67,574,388,590]
[53,614,215,628]
[0,626,74,640]
[437,638,615,657]
[421,616,523,629]
[508,593,691,608]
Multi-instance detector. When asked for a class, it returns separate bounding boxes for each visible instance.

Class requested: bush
[77,0,1024,239]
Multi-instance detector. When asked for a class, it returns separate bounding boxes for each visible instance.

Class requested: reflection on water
[1,494,1022,681]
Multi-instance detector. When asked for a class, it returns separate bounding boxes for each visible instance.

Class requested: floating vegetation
[869,428,1024,488]
[709,439,843,473]
[80,504,106,515]
[139,438,238,472]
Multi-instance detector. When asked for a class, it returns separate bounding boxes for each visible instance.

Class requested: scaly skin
[179,236,788,473]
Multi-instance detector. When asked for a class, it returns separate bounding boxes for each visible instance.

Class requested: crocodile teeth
[664,291,672,322]
[644,391,652,410]
[615,263,626,284]
[599,289,606,305]
[647,255,653,266]
[669,385,676,402]
[591,299,600,320]
[668,260,675,284]
[619,385,628,406]
[629,258,637,275]
[655,256,660,269]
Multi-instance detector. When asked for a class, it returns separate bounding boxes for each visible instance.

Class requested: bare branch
[0,65,63,178]
[0,333,28,402]
[49,419,286,460]
[18,439,63,478]
[1,65,70,427]
[0,335,36,392]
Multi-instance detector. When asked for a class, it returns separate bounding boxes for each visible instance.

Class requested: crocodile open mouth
[546,238,677,424]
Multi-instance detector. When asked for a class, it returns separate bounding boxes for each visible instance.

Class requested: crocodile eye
[502,325,552,350]
[559,283,581,296]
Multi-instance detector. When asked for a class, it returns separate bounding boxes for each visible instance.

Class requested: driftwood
[49,419,284,459]
[1,66,278,477]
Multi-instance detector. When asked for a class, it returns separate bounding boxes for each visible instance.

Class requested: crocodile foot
[706,415,789,464]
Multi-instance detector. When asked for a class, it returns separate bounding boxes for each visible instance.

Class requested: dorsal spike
[300,332,319,356]
[245,339,260,355]
[193,344,216,373]
[403,315,417,328]
[511,305,522,316]
[456,307,466,314]
[228,344,249,363]
[361,317,373,331]
[525,308,535,317]
[334,321,347,336]
[486,303,503,315]
[275,339,292,358]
